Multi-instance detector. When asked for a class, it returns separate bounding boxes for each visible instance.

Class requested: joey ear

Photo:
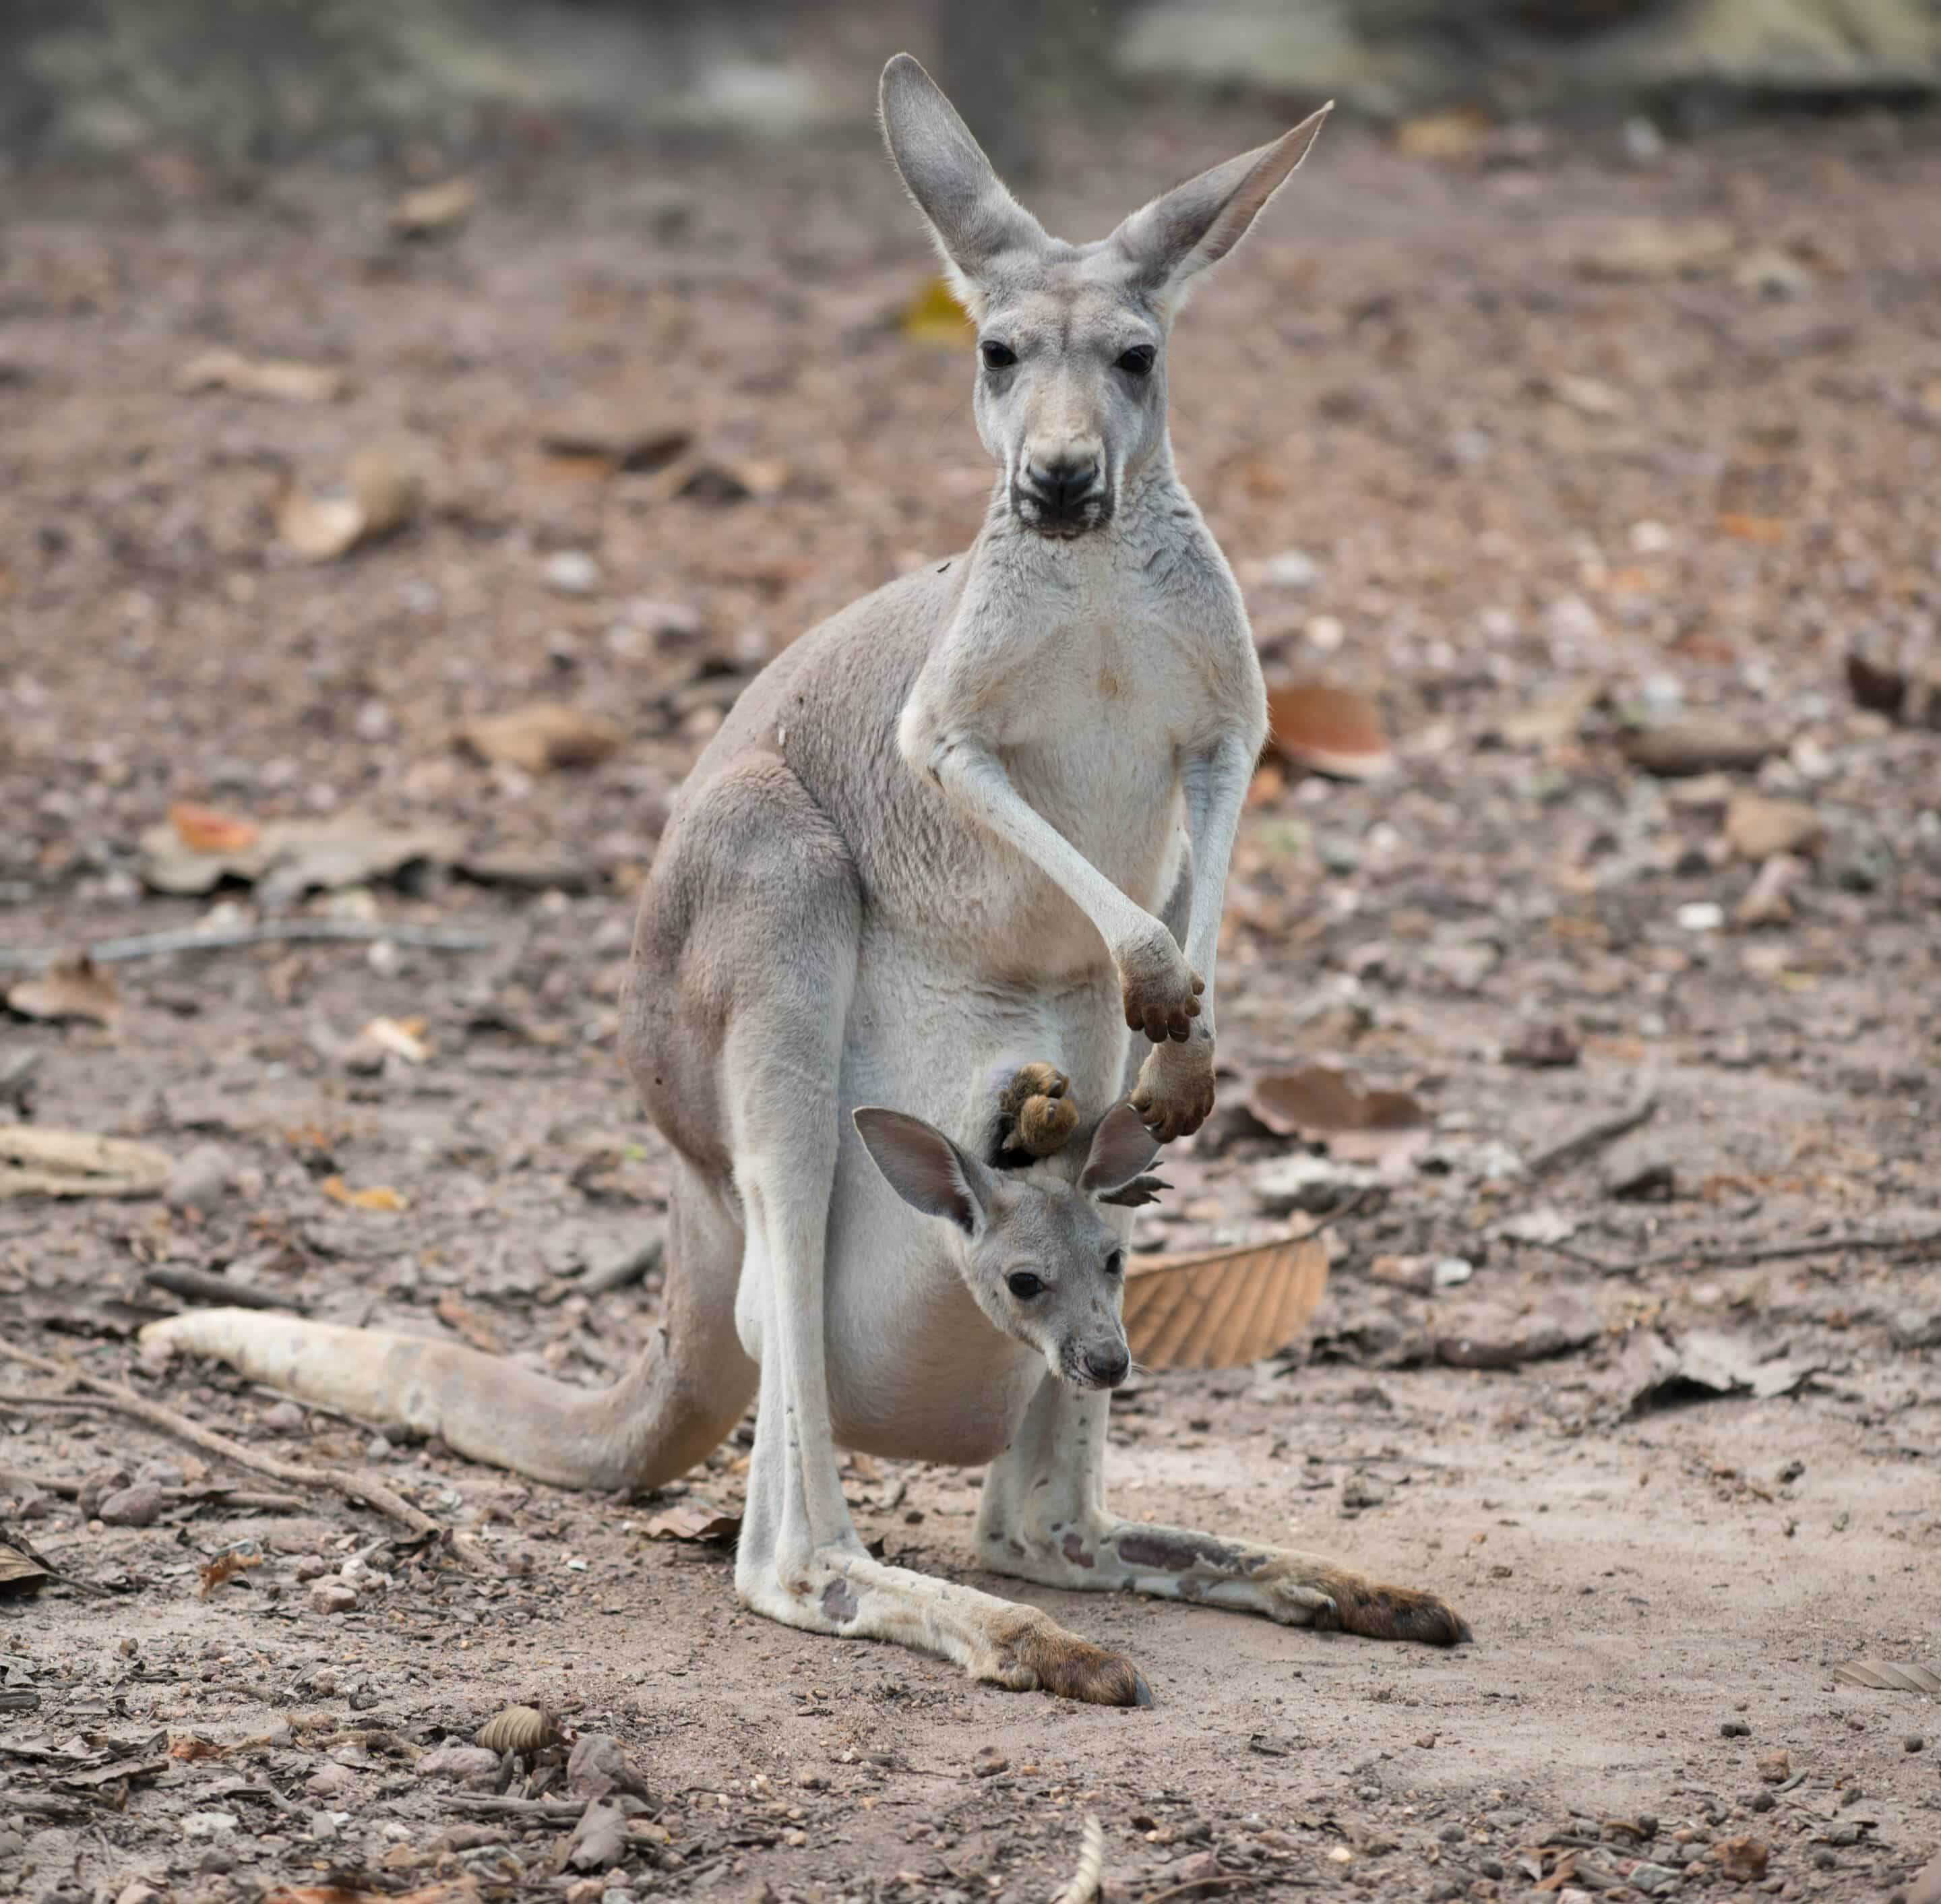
[1078,1101,1164,1198]
[1109,102,1332,310]
[879,52,1047,305]
[853,1107,993,1235]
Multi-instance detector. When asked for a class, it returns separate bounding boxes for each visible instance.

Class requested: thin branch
[1508,1224,1941,1276]
[0,1341,491,1572]
[0,919,495,972]
[144,1265,303,1313]
[1527,1089,1659,1178]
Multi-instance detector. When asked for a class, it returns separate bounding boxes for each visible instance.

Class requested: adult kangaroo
[145,56,1467,1702]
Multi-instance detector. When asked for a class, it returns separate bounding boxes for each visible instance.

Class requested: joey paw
[995,1060,1079,1159]
[1117,933,1203,1044]
[1130,1035,1216,1143]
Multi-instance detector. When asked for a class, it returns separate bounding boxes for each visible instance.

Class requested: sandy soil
[2,81,1940,1904]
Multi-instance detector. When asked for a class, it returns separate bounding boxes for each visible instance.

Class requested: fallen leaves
[170,801,261,853]
[1830,1660,1941,1694]
[1121,1234,1329,1372]
[6,955,119,1028]
[0,1127,172,1199]
[1626,1329,1827,1413]
[278,446,417,561]
[390,178,478,239]
[265,1884,479,1904]
[1265,683,1394,781]
[456,702,627,774]
[137,809,463,896]
[641,1501,741,1545]
[0,1543,49,1598]
[1725,793,1821,861]
[321,1175,408,1213]
[536,409,691,474]
[176,350,345,404]
[1246,1065,1430,1171]
[1572,216,1737,281]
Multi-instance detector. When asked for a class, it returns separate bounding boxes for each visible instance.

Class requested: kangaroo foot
[994,1061,1079,1161]
[1130,1031,1216,1142]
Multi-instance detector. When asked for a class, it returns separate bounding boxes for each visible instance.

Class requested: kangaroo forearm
[1177,732,1254,1031]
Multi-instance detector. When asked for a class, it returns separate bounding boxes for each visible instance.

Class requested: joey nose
[1024,454,1100,522]
[1084,1346,1130,1388]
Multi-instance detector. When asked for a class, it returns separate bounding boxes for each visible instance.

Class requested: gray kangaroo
[144,55,1466,1702]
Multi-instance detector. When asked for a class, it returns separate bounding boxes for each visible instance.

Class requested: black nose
[1024,455,1100,521]
[1084,1347,1129,1388]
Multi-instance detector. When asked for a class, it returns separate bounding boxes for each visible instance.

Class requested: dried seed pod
[475,1705,559,1760]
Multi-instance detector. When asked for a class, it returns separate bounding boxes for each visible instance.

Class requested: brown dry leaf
[0,1543,49,1598]
[321,1175,408,1213]
[278,446,417,562]
[898,274,975,348]
[0,1126,171,1199]
[169,801,261,853]
[390,177,478,239]
[1572,216,1737,281]
[168,1734,230,1761]
[359,1016,431,1064]
[1717,512,1788,544]
[457,703,626,774]
[642,1502,742,1545]
[137,809,462,897]
[176,349,345,404]
[536,410,689,474]
[1265,683,1394,780]
[196,1548,263,1599]
[1830,1659,1941,1694]
[265,1884,479,1904]
[7,956,119,1028]
[436,1291,503,1355]
[1497,683,1601,750]
[1246,1065,1431,1169]
[1123,1235,1328,1372]
[1394,109,1489,162]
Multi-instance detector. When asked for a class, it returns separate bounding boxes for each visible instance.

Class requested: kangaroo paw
[994,1061,1079,1160]
[990,1611,1154,1707]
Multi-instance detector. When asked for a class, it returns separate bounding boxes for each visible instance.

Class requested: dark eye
[1115,345,1156,376]
[1007,1270,1045,1300]
[1104,1250,1124,1278]
[980,340,1017,371]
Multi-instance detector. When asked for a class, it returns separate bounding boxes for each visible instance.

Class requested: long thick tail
[139,1196,755,1494]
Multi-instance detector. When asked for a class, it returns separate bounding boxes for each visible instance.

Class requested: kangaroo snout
[1080,1343,1130,1389]
[1016,450,1107,535]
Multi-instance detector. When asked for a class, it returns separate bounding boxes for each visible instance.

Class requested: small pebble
[97,1480,166,1528]
[972,1746,1008,1777]
[261,1400,307,1436]
[545,549,602,596]
[309,1580,359,1615]
[1812,1849,1837,1870]
[1721,1719,1751,1738]
[1906,1734,1925,1754]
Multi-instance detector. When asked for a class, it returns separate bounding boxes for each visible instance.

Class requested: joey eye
[1104,1250,1124,1278]
[1006,1270,1045,1300]
[980,340,1017,371]
[1115,344,1156,377]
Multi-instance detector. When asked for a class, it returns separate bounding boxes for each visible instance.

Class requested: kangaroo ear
[854,1107,993,1235]
[1078,1101,1164,1198]
[879,52,1048,309]
[1109,103,1332,312]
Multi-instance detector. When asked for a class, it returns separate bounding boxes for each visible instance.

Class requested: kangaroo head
[853,1101,1161,1390]
[879,52,1329,541]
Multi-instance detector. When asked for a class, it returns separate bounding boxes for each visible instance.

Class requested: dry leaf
[476,1705,559,1756]
[137,808,462,896]
[176,350,345,404]
[898,274,975,348]
[1830,1660,1941,1694]
[536,410,689,474]
[1246,1066,1431,1170]
[1717,512,1788,543]
[437,1291,503,1355]
[1394,109,1489,161]
[7,956,119,1028]
[321,1175,408,1213]
[0,1544,49,1598]
[0,1126,171,1199]
[1497,683,1601,749]
[1572,216,1736,281]
[642,1502,741,1544]
[265,1884,479,1904]
[457,703,626,774]
[278,446,417,562]
[169,801,260,853]
[1265,683,1394,780]
[359,1016,431,1064]
[1122,1235,1329,1372]
[390,178,478,239]
[197,1547,263,1599]
[168,1734,230,1761]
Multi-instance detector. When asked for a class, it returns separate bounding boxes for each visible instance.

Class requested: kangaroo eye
[1115,345,1155,376]
[1104,1250,1124,1278]
[980,340,1018,371]
[1007,1270,1045,1300]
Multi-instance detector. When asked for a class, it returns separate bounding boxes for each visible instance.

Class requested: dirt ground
[3,77,1940,1904]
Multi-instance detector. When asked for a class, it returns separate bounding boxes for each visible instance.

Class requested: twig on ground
[1052,1814,1106,1904]
[0,919,495,972]
[1140,1876,1257,1904]
[581,1237,664,1295]
[0,1465,80,1498]
[1527,1089,1659,1178]
[0,1340,491,1572]
[144,1265,303,1313]
[448,1794,589,1820]
[0,1468,300,1513]
[1510,1224,1941,1277]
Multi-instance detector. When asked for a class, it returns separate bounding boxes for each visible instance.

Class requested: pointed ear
[1078,1102,1163,1198]
[1109,103,1332,311]
[854,1107,993,1235]
[879,52,1047,308]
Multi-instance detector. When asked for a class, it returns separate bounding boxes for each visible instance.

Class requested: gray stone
[97,1480,166,1528]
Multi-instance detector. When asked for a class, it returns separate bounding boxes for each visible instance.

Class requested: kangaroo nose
[1026,454,1100,520]
[1084,1346,1129,1388]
